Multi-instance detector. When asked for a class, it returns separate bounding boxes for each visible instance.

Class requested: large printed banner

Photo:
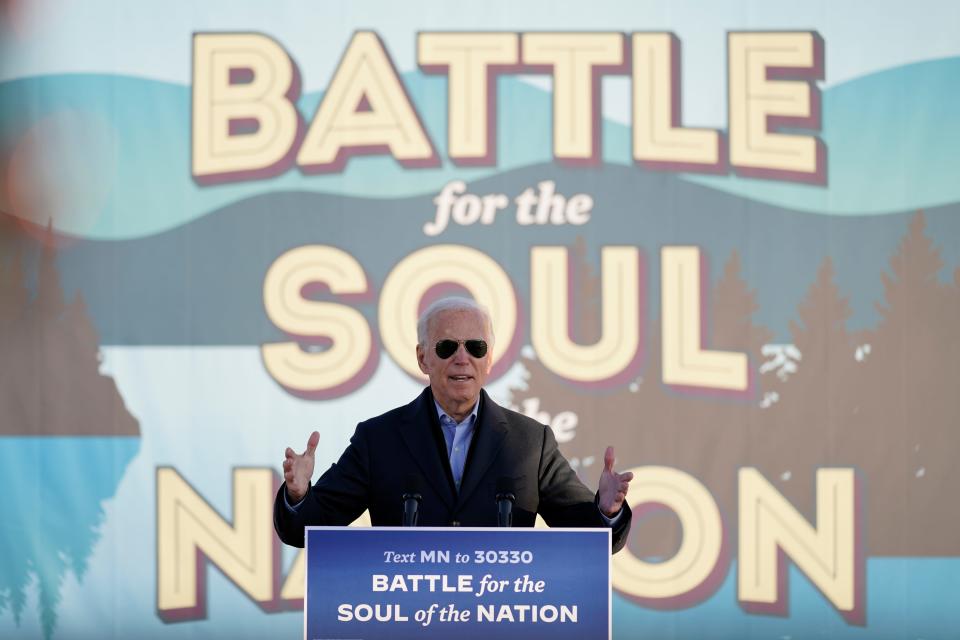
[305,528,610,640]
[1,1,959,639]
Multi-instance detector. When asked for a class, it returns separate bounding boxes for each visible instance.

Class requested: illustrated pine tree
[787,257,856,420]
[854,211,960,554]
[0,247,29,330]
[0,249,29,409]
[1,223,138,437]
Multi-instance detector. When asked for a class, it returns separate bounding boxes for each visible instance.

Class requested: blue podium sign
[305,527,611,640]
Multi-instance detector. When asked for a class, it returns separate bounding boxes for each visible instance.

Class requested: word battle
[191,30,824,184]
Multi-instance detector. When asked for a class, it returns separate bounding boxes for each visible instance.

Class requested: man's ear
[416,344,429,374]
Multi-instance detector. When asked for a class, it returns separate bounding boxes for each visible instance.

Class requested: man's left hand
[598,446,633,517]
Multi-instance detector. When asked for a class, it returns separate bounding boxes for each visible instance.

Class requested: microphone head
[495,477,516,502]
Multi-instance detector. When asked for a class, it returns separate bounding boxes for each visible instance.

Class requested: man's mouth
[449,375,473,381]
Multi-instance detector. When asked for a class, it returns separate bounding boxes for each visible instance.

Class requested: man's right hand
[283,431,319,504]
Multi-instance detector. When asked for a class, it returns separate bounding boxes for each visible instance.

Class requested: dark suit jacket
[273,387,632,551]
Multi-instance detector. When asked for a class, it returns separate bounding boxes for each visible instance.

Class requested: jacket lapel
[398,388,456,510]
[456,389,508,506]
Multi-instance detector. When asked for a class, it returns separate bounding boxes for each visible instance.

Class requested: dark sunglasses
[434,339,488,359]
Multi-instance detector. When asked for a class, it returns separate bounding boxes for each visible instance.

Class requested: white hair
[416,297,494,346]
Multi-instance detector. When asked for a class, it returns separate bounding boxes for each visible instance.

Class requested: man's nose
[451,343,471,362]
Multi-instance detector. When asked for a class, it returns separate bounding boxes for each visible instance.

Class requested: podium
[304,527,611,640]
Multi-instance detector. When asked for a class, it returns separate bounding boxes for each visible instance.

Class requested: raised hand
[283,431,319,503]
[598,446,633,517]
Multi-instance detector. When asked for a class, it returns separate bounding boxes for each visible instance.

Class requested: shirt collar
[433,398,479,427]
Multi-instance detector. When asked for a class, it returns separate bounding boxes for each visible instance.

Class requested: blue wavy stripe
[1,57,958,240]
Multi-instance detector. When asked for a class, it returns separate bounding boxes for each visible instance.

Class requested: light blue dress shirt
[434,399,478,491]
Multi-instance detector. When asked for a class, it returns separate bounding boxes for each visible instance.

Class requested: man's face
[416,308,493,415]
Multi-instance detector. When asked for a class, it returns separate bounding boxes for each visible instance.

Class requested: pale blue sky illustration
[3,0,960,126]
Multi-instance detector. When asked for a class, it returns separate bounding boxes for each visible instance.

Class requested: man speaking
[274,297,634,552]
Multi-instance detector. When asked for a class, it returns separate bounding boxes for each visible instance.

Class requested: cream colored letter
[739,468,858,614]
[661,246,747,390]
[522,33,625,161]
[531,246,640,383]
[632,33,720,167]
[418,33,519,162]
[192,33,299,180]
[262,245,373,395]
[729,32,822,178]
[379,245,517,380]
[157,468,275,616]
[298,31,436,170]
[612,466,724,600]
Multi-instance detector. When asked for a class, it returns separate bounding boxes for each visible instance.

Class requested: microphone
[495,477,515,528]
[402,474,422,527]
